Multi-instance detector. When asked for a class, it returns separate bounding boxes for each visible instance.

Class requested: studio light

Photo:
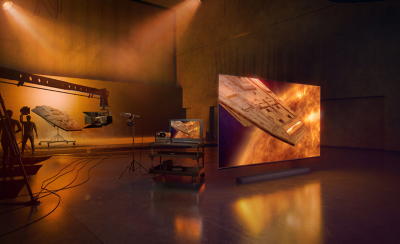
[2,1,13,10]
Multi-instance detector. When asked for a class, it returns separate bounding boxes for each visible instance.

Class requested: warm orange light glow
[174,216,202,242]
[172,121,201,139]
[235,84,320,166]
[198,183,205,195]
[3,2,62,60]
[3,1,12,10]
[287,121,301,133]
[234,183,322,242]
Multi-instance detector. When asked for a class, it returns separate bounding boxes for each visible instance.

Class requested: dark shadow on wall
[321,96,385,150]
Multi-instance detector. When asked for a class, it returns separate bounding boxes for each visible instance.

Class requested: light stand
[119,114,148,179]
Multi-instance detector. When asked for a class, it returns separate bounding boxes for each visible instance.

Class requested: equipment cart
[149,142,205,183]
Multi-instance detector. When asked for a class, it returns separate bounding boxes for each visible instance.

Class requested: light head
[3,1,13,10]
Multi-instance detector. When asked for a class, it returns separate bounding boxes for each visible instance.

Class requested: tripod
[119,115,148,179]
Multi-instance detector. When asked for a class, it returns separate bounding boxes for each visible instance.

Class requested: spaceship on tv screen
[218,74,320,169]
[171,120,201,139]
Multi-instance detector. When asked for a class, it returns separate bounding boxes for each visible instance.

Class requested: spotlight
[3,1,12,10]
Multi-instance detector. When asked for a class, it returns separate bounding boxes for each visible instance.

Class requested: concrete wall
[321,97,385,150]
[176,0,400,151]
[0,0,175,86]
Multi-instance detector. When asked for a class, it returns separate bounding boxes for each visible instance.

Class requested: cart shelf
[149,142,205,183]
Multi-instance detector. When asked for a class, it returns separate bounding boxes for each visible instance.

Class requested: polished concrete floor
[1,146,400,243]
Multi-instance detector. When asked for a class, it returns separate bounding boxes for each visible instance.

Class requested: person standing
[21,115,38,155]
[0,110,22,170]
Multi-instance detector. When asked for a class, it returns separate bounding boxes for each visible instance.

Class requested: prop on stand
[119,113,148,179]
[32,105,81,147]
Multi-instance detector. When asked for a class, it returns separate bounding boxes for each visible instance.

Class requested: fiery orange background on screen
[235,84,320,166]
[173,121,201,139]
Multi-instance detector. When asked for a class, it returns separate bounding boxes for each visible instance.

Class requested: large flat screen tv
[170,119,203,143]
[218,74,320,169]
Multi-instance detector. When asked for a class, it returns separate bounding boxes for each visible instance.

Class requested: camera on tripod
[20,106,30,115]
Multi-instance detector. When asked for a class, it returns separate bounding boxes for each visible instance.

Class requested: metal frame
[39,127,75,147]
[149,142,205,182]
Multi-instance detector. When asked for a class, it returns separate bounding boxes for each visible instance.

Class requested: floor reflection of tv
[218,74,320,169]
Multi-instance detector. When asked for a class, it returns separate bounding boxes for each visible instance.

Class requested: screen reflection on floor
[174,216,203,242]
[150,180,204,242]
[234,183,322,242]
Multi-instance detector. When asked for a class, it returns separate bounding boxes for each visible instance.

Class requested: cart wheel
[39,143,41,145]
[200,172,205,178]
[153,174,156,180]
[191,176,196,183]
[73,143,75,145]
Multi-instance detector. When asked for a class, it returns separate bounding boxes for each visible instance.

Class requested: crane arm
[0,67,109,108]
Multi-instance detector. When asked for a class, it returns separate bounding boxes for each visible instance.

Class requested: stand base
[119,159,148,179]
[39,128,76,147]
[236,167,310,184]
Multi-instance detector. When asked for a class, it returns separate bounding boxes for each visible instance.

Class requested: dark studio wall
[176,0,400,151]
[0,0,181,142]
[0,0,175,85]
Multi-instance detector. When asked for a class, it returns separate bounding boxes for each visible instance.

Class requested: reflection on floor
[1,147,400,243]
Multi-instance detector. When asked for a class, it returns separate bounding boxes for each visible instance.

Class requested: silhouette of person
[0,110,22,170]
[21,115,38,155]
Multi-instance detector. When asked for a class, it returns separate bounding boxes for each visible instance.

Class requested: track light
[2,1,13,10]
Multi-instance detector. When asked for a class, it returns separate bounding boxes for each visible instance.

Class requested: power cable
[18,0,40,17]
[0,155,109,237]
[40,0,60,18]
[37,155,112,199]
[0,190,61,238]
[45,0,62,14]
[35,156,98,199]
[18,0,63,18]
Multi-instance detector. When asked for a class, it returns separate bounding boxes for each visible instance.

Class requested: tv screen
[218,74,320,169]
[170,119,203,143]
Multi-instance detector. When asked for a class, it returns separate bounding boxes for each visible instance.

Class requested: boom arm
[0,67,109,108]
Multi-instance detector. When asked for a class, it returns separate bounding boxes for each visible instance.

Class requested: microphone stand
[119,115,148,179]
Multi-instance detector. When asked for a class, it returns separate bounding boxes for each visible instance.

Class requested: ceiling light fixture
[3,1,13,10]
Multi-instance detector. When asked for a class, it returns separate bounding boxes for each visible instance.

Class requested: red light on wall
[3,1,13,10]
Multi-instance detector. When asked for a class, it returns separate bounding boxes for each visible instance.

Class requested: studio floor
[1,146,400,243]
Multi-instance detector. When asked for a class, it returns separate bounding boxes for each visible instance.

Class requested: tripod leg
[133,160,149,173]
[119,160,135,179]
[118,165,130,179]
